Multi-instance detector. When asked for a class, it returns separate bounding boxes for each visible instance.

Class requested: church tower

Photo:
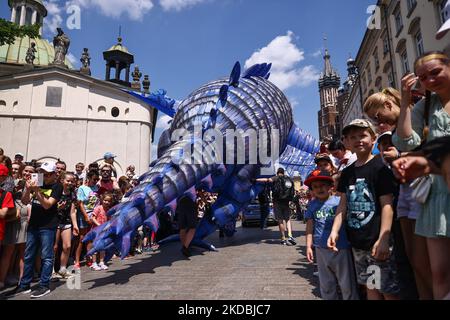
[103,36,134,87]
[318,47,341,141]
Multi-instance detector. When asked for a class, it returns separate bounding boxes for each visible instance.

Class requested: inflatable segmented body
[85,62,319,259]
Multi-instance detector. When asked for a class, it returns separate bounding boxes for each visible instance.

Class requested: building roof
[105,37,132,55]
[0,36,73,68]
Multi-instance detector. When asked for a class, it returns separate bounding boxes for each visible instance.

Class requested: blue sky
[1,0,376,159]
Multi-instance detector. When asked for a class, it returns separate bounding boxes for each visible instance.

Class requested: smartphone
[31,173,43,187]
[411,79,425,98]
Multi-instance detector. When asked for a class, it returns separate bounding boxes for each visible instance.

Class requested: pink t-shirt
[92,205,108,225]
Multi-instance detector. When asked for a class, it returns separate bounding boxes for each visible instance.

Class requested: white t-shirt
[331,151,357,171]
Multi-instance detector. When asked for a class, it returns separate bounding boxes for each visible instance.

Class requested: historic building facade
[0,0,157,175]
[341,0,450,129]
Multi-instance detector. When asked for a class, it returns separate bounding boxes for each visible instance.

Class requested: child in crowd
[53,172,79,279]
[0,164,16,290]
[314,154,337,174]
[89,192,113,270]
[364,88,431,299]
[75,170,100,269]
[328,119,400,300]
[305,169,358,300]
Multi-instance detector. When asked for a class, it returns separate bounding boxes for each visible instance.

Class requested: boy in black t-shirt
[327,119,400,300]
[5,162,63,299]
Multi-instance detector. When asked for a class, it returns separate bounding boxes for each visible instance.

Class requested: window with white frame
[383,35,389,55]
[388,70,395,87]
[374,50,380,70]
[415,30,424,57]
[439,0,448,25]
[394,5,403,34]
[407,0,417,13]
[400,50,410,74]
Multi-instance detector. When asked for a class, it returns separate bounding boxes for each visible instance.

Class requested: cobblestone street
[4,220,320,300]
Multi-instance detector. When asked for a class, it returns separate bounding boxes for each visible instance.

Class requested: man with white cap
[436,0,450,40]
[6,161,63,299]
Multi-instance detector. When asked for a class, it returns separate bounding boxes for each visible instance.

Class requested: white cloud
[245,31,320,91]
[66,52,78,67]
[159,0,208,11]
[151,143,158,161]
[311,50,322,58]
[156,114,173,130]
[43,0,63,35]
[68,0,154,20]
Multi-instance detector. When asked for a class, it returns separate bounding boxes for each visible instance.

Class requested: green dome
[0,36,73,68]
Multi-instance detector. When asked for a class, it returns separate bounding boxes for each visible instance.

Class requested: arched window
[98,106,106,115]
[0,100,6,107]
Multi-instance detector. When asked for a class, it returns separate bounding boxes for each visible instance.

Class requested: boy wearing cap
[328,119,400,300]
[6,161,63,299]
[314,153,337,174]
[304,169,358,300]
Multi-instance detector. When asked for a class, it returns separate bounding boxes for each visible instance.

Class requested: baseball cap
[376,131,393,144]
[276,167,285,175]
[103,152,116,159]
[304,169,334,188]
[14,152,24,159]
[314,153,333,164]
[38,161,56,173]
[342,119,376,137]
[437,0,450,40]
[0,164,9,176]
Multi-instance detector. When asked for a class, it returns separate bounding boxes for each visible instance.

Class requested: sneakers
[287,236,297,245]
[58,268,73,279]
[99,262,109,270]
[30,286,50,299]
[90,262,102,271]
[51,272,62,281]
[73,263,81,271]
[181,246,191,257]
[281,239,291,246]
[4,285,31,297]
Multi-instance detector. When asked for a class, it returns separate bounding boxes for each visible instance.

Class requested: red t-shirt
[0,190,15,241]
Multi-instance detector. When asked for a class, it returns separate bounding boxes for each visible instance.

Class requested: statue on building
[52,28,70,66]
[131,66,142,90]
[25,42,37,65]
[142,75,150,94]
[80,48,91,75]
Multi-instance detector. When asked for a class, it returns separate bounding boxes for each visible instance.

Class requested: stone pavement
[3,220,321,300]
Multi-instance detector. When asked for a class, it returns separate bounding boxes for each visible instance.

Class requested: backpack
[272,176,294,201]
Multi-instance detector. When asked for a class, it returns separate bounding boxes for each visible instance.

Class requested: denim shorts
[352,247,400,295]
[397,184,421,220]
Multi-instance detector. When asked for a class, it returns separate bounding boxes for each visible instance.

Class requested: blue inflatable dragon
[84,62,319,259]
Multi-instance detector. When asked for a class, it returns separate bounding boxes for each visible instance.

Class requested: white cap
[437,0,450,40]
[39,161,56,173]
[14,152,24,158]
